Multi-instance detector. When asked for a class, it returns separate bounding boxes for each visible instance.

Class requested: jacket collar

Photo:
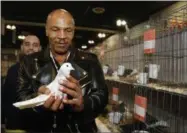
[41,45,78,63]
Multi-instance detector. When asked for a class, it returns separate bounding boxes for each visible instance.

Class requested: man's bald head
[45,9,75,56]
[46,9,75,28]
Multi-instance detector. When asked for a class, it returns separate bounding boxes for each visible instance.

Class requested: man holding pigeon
[17,9,108,133]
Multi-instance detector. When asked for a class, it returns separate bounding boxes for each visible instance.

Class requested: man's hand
[38,85,64,111]
[59,76,84,112]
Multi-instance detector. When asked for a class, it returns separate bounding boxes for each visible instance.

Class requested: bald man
[17,9,108,133]
[2,35,41,131]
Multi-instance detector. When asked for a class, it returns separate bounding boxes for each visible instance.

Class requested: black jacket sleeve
[17,56,38,101]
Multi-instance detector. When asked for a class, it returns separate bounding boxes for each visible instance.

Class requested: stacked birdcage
[103,3,187,133]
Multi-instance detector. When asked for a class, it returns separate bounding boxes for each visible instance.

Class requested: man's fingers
[63,98,77,105]
[66,75,79,84]
[60,87,78,98]
[59,103,64,110]
[51,97,62,111]
[45,89,51,95]
[60,80,81,93]
[44,96,55,108]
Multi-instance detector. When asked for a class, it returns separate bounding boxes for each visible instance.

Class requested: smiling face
[46,9,75,56]
[21,35,41,55]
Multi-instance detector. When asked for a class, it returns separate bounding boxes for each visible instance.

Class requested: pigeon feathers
[46,62,74,99]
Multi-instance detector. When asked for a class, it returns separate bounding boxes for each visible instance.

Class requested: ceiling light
[81,45,87,49]
[98,33,102,38]
[92,7,105,14]
[6,25,11,29]
[116,19,127,27]
[18,35,25,40]
[88,40,94,44]
[11,25,16,30]
[98,33,106,38]
[121,20,127,26]
[116,20,122,26]
[18,35,22,40]
[6,25,16,30]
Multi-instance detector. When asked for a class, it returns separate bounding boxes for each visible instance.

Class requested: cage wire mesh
[104,3,187,133]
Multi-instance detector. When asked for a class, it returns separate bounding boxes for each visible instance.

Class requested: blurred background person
[1,35,41,132]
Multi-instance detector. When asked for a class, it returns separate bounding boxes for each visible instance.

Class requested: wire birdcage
[103,3,187,133]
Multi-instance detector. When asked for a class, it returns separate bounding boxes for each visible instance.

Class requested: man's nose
[28,44,34,50]
[57,30,67,39]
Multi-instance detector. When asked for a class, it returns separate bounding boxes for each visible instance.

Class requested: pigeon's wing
[46,81,54,90]
[13,94,50,109]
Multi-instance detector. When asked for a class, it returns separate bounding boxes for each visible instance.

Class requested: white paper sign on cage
[108,112,122,124]
[117,65,125,76]
[137,73,148,84]
[134,95,147,122]
[102,65,109,75]
[144,29,156,54]
[148,64,160,79]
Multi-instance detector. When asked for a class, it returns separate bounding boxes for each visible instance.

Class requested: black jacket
[2,63,24,129]
[17,47,108,133]
[2,63,55,131]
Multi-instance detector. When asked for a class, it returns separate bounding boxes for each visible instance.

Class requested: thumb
[38,85,51,95]
[45,88,51,95]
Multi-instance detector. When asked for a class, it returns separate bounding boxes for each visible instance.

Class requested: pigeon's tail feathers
[13,94,50,109]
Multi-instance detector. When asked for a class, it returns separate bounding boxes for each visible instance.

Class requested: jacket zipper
[67,124,73,133]
[75,123,81,133]
[52,114,57,129]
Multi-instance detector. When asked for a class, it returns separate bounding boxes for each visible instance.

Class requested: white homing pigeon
[13,62,75,109]
[46,62,75,99]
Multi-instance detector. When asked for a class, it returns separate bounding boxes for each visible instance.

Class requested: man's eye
[24,42,30,46]
[33,43,39,47]
[51,28,59,31]
[66,29,73,32]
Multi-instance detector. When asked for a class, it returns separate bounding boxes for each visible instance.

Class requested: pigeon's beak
[71,67,75,70]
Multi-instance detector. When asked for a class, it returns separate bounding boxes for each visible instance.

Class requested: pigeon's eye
[66,65,69,67]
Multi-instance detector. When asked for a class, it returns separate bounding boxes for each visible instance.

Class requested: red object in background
[134,95,147,122]
[112,87,119,102]
[144,29,156,54]
[144,29,156,41]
